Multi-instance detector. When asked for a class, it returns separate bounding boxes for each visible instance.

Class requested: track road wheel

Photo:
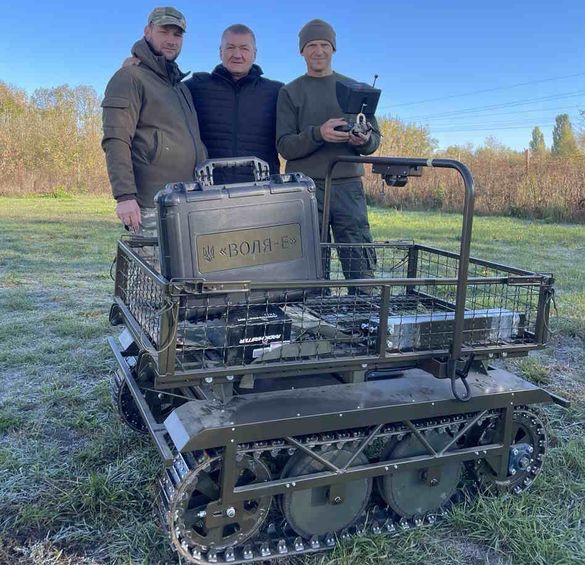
[108,303,124,326]
[280,448,372,538]
[473,408,546,494]
[170,455,271,552]
[113,351,182,434]
[111,369,147,434]
[378,430,462,519]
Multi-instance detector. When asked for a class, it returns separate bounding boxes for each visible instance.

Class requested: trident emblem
[202,245,215,262]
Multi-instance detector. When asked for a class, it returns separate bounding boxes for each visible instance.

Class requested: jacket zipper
[233,83,240,157]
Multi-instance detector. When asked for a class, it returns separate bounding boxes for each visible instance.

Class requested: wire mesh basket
[112,238,553,383]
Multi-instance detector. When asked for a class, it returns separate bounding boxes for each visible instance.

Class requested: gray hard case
[154,158,322,319]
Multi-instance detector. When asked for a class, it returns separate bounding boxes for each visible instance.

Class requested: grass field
[0,196,583,565]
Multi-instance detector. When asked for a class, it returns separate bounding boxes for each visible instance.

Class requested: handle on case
[195,157,271,186]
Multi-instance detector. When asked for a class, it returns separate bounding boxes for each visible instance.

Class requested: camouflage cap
[148,7,187,32]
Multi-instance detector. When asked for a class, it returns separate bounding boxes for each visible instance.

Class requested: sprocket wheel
[170,454,272,553]
[472,408,546,494]
[280,448,372,538]
[378,429,463,519]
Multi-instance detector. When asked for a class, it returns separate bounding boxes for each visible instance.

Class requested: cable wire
[382,72,585,110]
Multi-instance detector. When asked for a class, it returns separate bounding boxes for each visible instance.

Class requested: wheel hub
[379,430,463,518]
[508,443,533,475]
[280,448,372,538]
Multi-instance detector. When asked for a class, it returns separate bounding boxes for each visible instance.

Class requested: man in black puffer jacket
[184,24,283,184]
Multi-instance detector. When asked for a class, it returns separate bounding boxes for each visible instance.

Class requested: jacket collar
[131,38,188,84]
[211,63,263,84]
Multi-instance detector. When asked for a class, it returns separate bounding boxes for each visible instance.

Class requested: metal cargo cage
[112,236,553,388]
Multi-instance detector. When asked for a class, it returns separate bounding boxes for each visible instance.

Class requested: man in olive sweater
[102,7,206,235]
[276,19,380,282]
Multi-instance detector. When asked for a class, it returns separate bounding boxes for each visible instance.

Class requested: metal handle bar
[323,156,475,394]
[195,156,271,187]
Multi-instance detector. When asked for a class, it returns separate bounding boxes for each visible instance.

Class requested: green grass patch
[516,357,551,385]
[0,410,24,433]
[0,196,584,563]
[0,288,37,312]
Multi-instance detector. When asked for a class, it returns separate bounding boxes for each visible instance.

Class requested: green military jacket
[102,38,207,208]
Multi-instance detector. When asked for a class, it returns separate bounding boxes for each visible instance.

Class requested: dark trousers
[315,178,376,282]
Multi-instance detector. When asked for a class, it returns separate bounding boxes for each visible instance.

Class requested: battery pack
[363,308,524,351]
[207,305,292,364]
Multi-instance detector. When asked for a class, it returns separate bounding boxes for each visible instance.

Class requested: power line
[431,123,554,133]
[419,105,582,123]
[401,92,585,121]
[434,119,554,130]
[426,115,577,130]
[397,90,585,122]
[380,72,585,110]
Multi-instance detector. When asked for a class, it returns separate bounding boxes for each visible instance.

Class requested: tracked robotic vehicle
[108,156,566,564]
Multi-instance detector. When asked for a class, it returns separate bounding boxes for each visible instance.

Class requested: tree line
[0,82,107,197]
[1,81,584,221]
[529,114,582,157]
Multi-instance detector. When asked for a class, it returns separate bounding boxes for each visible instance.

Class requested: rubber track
[158,409,546,564]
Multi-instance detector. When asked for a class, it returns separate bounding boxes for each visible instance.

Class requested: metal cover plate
[165,368,553,452]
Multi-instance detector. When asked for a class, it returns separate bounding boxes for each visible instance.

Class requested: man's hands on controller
[348,129,371,146]
[320,118,371,145]
[320,118,350,143]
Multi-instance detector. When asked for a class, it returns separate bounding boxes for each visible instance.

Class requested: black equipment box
[336,80,381,116]
[155,163,322,282]
[207,305,292,364]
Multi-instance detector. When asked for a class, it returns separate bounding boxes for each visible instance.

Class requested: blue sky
[1,0,583,151]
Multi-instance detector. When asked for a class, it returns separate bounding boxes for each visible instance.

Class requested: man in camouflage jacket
[101,7,206,235]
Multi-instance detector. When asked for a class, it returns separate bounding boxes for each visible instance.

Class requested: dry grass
[2,81,584,220]
[365,152,585,222]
